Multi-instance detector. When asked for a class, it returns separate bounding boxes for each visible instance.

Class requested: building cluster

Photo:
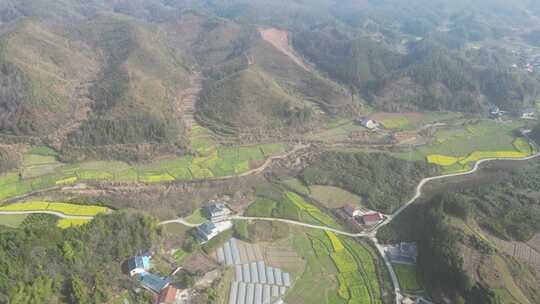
[127,255,188,304]
[489,105,537,120]
[516,50,540,73]
[196,202,233,243]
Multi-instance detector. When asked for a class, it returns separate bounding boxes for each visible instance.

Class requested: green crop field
[293,229,383,304]
[0,201,109,216]
[286,192,340,228]
[309,185,362,209]
[0,143,288,202]
[56,218,92,229]
[184,208,207,224]
[393,263,423,294]
[397,120,534,173]
[0,214,28,228]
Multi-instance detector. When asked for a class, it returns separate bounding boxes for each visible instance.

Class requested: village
[123,195,420,304]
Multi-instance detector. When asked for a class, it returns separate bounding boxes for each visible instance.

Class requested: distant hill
[0,0,539,160]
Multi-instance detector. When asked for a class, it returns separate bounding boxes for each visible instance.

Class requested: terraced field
[0,143,288,202]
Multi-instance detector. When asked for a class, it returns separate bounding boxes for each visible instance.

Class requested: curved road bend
[0,210,94,220]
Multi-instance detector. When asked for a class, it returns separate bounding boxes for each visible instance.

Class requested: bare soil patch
[258,28,309,71]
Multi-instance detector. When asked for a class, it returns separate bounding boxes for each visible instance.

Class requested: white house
[521,108,537,120]
[361,119,379,130]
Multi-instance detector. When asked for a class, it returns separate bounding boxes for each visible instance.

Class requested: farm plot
[0,214,28,228]
[285,192,340,228]
[300,230,382,304]
[56,218,92,229]
[419,120,532,172]
[392,264,422,294]
[0,143,288,202]
[0,201,109,216]
[309,185,362,209]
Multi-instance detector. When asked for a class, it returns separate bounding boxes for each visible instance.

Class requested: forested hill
[0,0,539,159]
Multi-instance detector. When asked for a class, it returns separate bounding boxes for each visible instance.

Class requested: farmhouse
[197,220,233,243]
[127,255,151,277]
[362,212,384,226]
[140,272,171,294]
[387,242,418,264]
[521,108,537,120]
[361,119,379,130]
[206,202,232,222]
[343,203,361,218]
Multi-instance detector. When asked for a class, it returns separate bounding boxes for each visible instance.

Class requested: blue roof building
[127,255,151,277]
[140,272,171,293]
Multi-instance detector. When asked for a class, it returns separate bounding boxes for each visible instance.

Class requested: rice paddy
[56,218,92,229]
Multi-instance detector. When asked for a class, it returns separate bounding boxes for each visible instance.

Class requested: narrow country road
[158,218,201,227]
[0,210,94,220]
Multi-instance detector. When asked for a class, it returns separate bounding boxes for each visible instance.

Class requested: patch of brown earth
[258,28,309,71]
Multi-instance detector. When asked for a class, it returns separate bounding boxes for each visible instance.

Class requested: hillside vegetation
[301,152,437,213]
[378,162,540,303]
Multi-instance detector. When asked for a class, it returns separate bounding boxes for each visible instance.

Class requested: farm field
[370,112,463,130]
[308,185,362,209]
[287,228,384,304]
[56,218,92,229]
[392,263,423,294]
[285,192,341,229]
[0,201,109,216]
[0,214,28,228]
[399,119,535,172]
[0,143,288,202]
[184,208,207,224]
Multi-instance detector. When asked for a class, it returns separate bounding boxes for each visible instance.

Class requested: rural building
[206,202,232,222]
[387,242,418,264]
[127,255,151,277]
[362,212,384,226]
[156,286,179,304]
[343,204,361,218]
[140,272,171,294]
[197,221,233,243]
[361,119,379,130]
[521,108,537,120]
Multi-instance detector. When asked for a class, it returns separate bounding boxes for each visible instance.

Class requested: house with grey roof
[206,202,232,222]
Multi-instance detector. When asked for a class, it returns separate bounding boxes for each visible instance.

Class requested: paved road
[158,218,201,227]
[0,210,94,220]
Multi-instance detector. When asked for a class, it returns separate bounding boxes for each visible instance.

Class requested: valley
[1,1,540,304]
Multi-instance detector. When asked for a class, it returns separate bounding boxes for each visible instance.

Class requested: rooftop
[128,256,151,271]
[158,286,178,304]
[140,272,171,293]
